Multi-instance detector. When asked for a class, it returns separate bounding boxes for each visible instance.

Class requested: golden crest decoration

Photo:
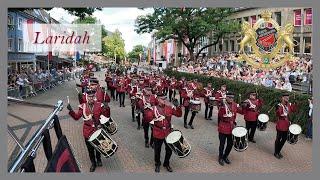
[238,10,296,69]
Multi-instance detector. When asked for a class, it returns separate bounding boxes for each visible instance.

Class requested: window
[244,17,249,22]
[225,40,229,51]
[293,37,300,53]
[230,40,235,52]
[8,15,14,25]
[275,12,281,25]
[304,37,311,53]
[8,39,13,51]
[18,38,23,52]
[304,8,312,25]
[251,15,257,26]
[294,9,302,26]
[18,17,23,30]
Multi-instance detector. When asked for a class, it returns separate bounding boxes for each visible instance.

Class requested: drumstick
[67,96,70,104]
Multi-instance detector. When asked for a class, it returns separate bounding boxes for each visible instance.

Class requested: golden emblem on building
[238,10,296,69]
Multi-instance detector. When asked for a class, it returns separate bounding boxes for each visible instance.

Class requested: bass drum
[232,126,248,152]
[100,115,118,135]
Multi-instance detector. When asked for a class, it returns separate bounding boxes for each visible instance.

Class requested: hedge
[164,69,311,134]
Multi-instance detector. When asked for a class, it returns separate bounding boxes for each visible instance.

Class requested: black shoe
[137,126,141,130]
[145,142,149,148]
[205,117,208,120]
[90,165,96,172]
[184,124,188,129]
[278,153,283,158]
[97,161,102,167]
[274,153,281,159]
[163,165,173,172]
[132,118,135,122]
[189,125,194,129]
[208,117,213,121]
[223,158,231,164]
[155,166,160,173]
[249,139,256,143]
[218,159,224,166]
[123,105,125,107]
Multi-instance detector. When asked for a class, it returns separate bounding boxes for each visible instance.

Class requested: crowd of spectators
[7,66,85,98]
[175,53,312,92]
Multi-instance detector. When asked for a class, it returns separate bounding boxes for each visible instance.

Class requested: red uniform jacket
[152,105,183,139]
[143,107,154,124]
[218,102,241,134]
[135,97,145,112]
[148,94,159,106]
[242,99,263,121]
[215,90,228,106]
[202,87,214,104]
[127,85,138,97]
[276,103,297,131]
[182,89,201,107]
[116,80,126,93]
[69,102,110,139]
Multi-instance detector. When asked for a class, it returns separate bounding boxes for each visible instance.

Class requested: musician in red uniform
[127,80,138,122]
[109,74,117,101]
[135,92,145,130]
[241,92,263,143]
[182,83,201,129]
[215,84,228,124]
[202,83,214,120]
[152,97,182,173]
[78,79,111,106]
[77,73,89,93]
[117,77,126,107]
[168,77,177,102]
[142,96,157,148]
[274,93,297,159]
[67,90,110,172]
[217,93,242,166]
[178,77,186,105]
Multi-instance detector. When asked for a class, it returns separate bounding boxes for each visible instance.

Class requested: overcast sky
[47,8,154,53]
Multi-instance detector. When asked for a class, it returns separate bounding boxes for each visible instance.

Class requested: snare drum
[232,126,248,152]
[287,124,302,145]
[88,129,118,158]
[165,130,191,158]
[190,99,201,112]
[257,114,269,131]
[208,97,216,107]
[100,115,118,135]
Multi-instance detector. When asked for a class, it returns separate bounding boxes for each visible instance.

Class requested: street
[7,71,312,173]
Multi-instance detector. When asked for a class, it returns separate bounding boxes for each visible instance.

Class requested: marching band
[67,64,303,172]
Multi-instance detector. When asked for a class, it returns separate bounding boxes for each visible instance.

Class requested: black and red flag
[44,135,81,172]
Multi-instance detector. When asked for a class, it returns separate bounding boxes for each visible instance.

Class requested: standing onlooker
[306,97,313,140]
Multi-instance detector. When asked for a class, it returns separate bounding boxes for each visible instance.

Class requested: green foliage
[102,29,126,60]
[63,8,102,20]
[135,8,240,61]
[128,45,146,62]
[164,70,311,134]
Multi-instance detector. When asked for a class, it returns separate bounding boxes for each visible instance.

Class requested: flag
[44,135,81,172]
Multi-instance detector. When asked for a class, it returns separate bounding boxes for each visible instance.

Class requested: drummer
[182,83,201,129]
[241,91,263,143]
[152,97,182,173]
[217,92,242,166]
[202,83,214,120]
[142,93,158,148]
[67,89,110,172]
[274,93,297,159]
[78,79,111,106]
[127,80,138,122]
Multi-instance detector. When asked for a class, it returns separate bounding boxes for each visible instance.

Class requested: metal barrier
[7,98,63,173]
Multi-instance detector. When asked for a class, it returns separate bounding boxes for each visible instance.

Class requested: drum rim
[289,124,302,135]
[258,114,269,123]
[232,126,248,137]
[88,129,102,141]
[100,116,110,124]
[165,130,182,144]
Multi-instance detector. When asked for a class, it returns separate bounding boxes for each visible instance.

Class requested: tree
[128,45,146,63]
[135,8,240,62]
[103,29,126,63]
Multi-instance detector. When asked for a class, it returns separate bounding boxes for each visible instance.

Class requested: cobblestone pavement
[7,71,312,173]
